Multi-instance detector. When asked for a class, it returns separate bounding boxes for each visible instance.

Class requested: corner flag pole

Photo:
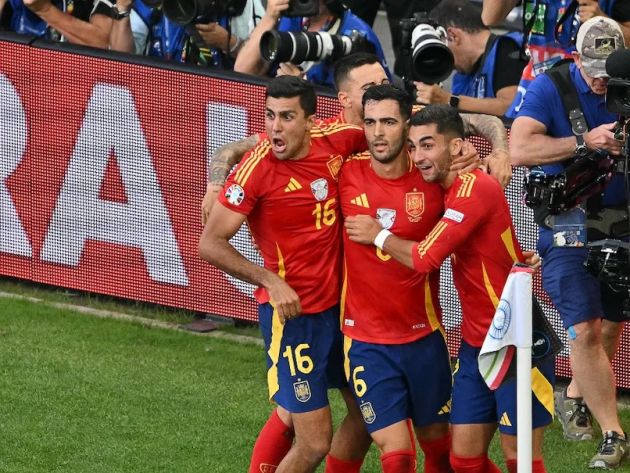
[516,265,533,473]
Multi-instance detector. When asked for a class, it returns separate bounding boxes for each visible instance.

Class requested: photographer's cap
[576,16,625,78]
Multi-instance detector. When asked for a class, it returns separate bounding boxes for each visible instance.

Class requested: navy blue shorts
[258,303,346,413]
[345,330,452,433]
[538,228,626,329]
[450,341,554,435]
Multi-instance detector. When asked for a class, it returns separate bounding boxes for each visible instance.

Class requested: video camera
[399,12,454,85]
[260,30,372,65]
[585,239,630,316]
[162,0,246,26]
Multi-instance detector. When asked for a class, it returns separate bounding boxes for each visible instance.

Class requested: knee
[295,432,332,462]
[568,320,602,348]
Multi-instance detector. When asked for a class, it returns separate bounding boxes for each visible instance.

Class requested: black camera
[260,0,319,17]
[260,30,372,65]
[585,239,630,315]
[399,12,454,85]
[162,0,246,26]
[523,149,614,219]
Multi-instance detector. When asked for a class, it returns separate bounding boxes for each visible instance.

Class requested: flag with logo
[478,264,562,390]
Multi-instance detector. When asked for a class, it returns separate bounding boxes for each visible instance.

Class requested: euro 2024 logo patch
[376,208,396,230]
[310,178,328,201]
[225,184,245,206]
[489,299,511,340]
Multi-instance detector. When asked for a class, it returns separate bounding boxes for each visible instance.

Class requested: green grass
[0,293,629,472]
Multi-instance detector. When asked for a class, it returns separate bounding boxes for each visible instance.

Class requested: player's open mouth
[272,138,286,153]
[373,142,388,151]
[417,164,432,171]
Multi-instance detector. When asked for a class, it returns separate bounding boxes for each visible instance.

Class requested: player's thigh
[451,422,497,457]
[259,303,338,413]
[404,331,452,428]
[345,339,409,434]
[291,405,334,451]
[371,419,415,453]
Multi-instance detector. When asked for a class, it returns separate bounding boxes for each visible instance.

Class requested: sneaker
[589,431,630,469]
[554,388,595,440]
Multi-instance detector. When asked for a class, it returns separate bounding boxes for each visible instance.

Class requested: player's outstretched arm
[201,134,259,225]
[460,113,511,187]
[199,203,301,321]
[481,0,518,26]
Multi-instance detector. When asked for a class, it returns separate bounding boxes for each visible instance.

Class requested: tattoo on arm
[208,134,259,185]
[460,113,508,151]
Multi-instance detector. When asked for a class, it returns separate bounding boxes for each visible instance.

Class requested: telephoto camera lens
[410,24,454,84]
[260,30,363,64]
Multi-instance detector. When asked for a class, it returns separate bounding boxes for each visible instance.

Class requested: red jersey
[218,121,367,314]
[411,170,524,347]
[339,152,445,344]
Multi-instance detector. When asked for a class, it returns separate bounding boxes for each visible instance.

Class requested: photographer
[233,0,390,88]
[2,0,118,48]
[109,0,263,67]
[412,0,527,118]
[510,17,628,470]
[482,0,630,119]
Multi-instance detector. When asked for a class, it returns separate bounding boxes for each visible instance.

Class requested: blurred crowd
[0,0,627,118]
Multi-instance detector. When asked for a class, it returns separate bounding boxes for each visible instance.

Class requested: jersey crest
[405,191,425,222]
[327,154,343,180]
[310,178,329,201]
[293,380,311,402]
[360,401,376,424]
[376,208,396,230]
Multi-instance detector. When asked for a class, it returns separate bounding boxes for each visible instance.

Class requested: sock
[506,458,547,473]
[248,409,294,473]
[450,453,502,473]
[324,454,364,473]
[381,449,416,473]
[419,434,452,473]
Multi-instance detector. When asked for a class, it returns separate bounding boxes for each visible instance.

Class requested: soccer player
[340,85,453,473]
[199,76,371,473]
[345,104,554,473]
[201,52,510,224]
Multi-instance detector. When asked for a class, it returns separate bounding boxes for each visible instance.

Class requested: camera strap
[546,62,588,138]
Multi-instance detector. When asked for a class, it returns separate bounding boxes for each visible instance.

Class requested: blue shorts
[345,330,452,434]
[538,228,627,329]
[450,341,554,435]
[258,303,346,413]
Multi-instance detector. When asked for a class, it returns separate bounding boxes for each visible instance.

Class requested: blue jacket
[278,10,391,88]
[451,31,523,99]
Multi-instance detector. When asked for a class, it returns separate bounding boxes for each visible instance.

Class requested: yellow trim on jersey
[456,173,476,198]
[340,259,348,327]
[350,193,370,208]
[417,221,448,257]
[500,227,520,263]
[343,335,353,382]
[532,366,554,416]
[266,243,287,400]
[284,177,303,193]
[310,122,362,138]
[424,275,443,334]
[266,306,285,400]
[481,262,500,309]
[235,140,271,186]
[346,151,371,162]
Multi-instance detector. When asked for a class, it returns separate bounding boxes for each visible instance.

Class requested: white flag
[478,265,533,390]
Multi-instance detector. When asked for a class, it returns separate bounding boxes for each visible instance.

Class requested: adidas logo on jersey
[350,193,370,208]
[284,178,302,193]
[499,412,512,426]
[438,400,451,415]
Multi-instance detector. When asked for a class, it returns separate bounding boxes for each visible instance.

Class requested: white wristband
[373,229,392,251]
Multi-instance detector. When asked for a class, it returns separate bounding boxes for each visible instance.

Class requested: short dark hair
[429,0,486,33]
[410,104,465,138]
[265,76,317,116]
[361,84,413,121]
[333,52,382,91]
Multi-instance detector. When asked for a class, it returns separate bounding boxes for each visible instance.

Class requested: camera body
[585,239,630,316]
[399,12,454,85]
[523,149,614,218]
[260,29,371,65]
[162,0,246,26]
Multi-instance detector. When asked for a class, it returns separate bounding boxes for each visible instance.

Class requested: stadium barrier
[1,33,628,389]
